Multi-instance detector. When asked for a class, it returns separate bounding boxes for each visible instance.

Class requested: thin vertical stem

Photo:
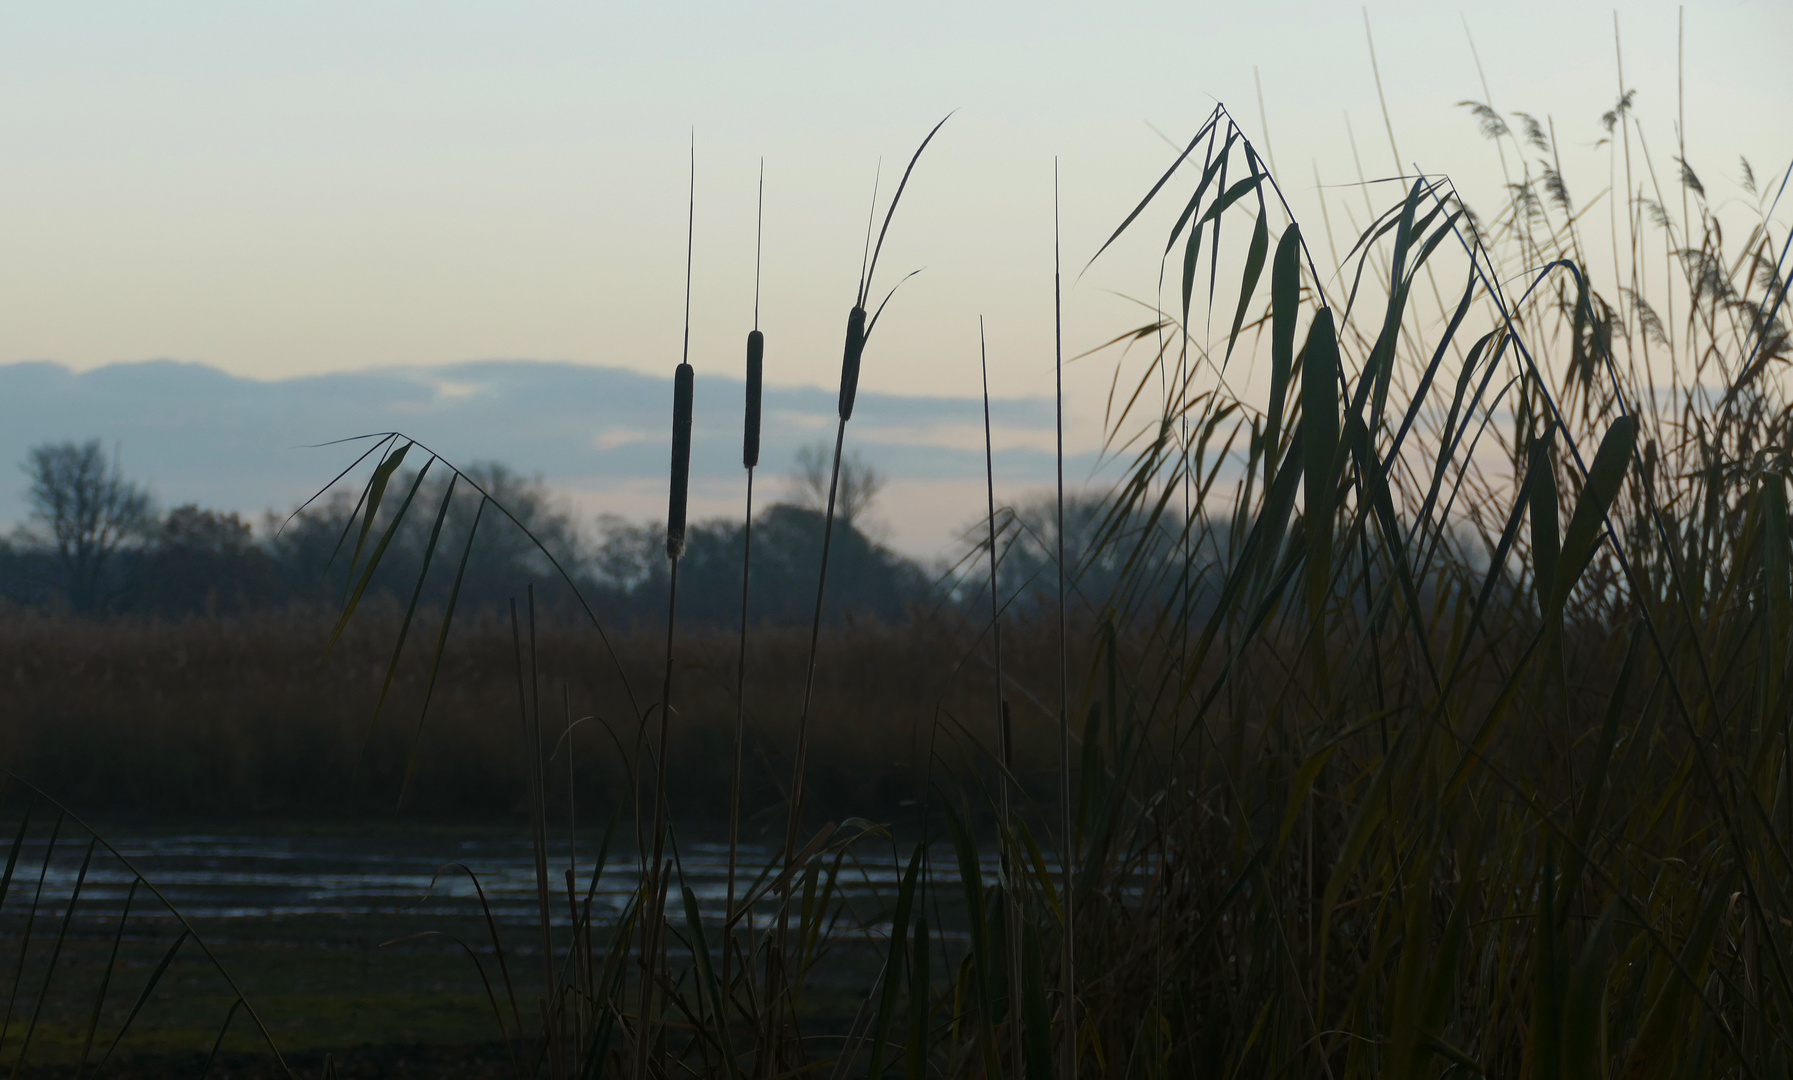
[754,159,765,332]
[682,133,695,374]
[566,686,576,902]
[1053,160,1078,1080]
[724,157,767,1033]
[639,556,682,1077]
[729,159,766,1001]
[724,466,754,990]
[772,152,897,1057]
[780,418,848,900]
[514,592,560,1079]
[789,418,848,825]
[981,317,1023,1077]
[1361,10,1403,176]
[1678,6,1688,337]
[1615,13,1638,344]
[636,128,696,1080]
[769,411,851,1071]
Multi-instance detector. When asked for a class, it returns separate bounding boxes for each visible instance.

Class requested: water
[0,828,990,932]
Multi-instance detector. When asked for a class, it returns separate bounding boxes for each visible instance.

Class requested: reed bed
[0,608,1055,823]
[5,85,1793,1078]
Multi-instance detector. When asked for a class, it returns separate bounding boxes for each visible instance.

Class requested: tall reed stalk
[634,140,698,1080]
[1051,162,1077,1080]
[722,159,765,996]
[979,315,1025,1080]
[768,115,950,1065]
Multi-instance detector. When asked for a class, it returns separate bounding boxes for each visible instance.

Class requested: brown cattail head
[744,330,764,469]
[667,362,695,558]
[838,306,867,422]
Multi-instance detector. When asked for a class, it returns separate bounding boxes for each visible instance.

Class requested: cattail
[774,118,947,1049]
[838,306,866,422]
[667,361,694,558]
[744,330,764,468]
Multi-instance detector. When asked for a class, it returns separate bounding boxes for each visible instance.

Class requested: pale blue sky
[0,2,1786,551]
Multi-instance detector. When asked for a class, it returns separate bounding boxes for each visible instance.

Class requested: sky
[0,1,1787,554]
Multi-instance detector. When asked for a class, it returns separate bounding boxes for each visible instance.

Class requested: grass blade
[98,928,191,1070]
[324,453,434,658]
[197,999,243,1080]
[1222,207,1270,367]
[76,877,137,1079]
[1264,224,1303,471]
[14,837,95,1073]
[1549,415,1639,616]
[1021,922,1053,1080]
[371,472,458,733]
[341,440,411,597]
[904,916,930,1080]
[1086,110,1221,272]
[867,843,924,1080]
[1301,309,1342,622]
[1,813,61,1063]
[400,495,486,805]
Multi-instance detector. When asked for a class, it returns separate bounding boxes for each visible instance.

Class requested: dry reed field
[0,607,1067,824]
[4,71,1793,1079]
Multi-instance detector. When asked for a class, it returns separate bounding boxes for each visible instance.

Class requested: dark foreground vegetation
[6,74,1793,1079]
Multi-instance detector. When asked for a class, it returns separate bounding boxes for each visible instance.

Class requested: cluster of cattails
[633,118,949,1074]
[634,118,953,1070]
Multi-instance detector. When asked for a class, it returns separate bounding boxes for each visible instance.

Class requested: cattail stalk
[772,114,949,1062]
[724,160,766,996]
[634,368,692,1080]
[636,138,696,1080]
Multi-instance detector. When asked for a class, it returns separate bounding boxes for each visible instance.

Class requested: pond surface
[0,824,1005,1062]
[0,826,992,932]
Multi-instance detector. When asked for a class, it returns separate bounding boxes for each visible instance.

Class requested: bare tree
[790,442,885,528]
[22,440,154,611]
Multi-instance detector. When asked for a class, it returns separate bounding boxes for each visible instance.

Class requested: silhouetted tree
[20,440,154,611]
[789,442,885,529]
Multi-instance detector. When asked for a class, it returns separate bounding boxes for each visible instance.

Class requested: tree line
[0,439,937,625]
[2,438,1217,627]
